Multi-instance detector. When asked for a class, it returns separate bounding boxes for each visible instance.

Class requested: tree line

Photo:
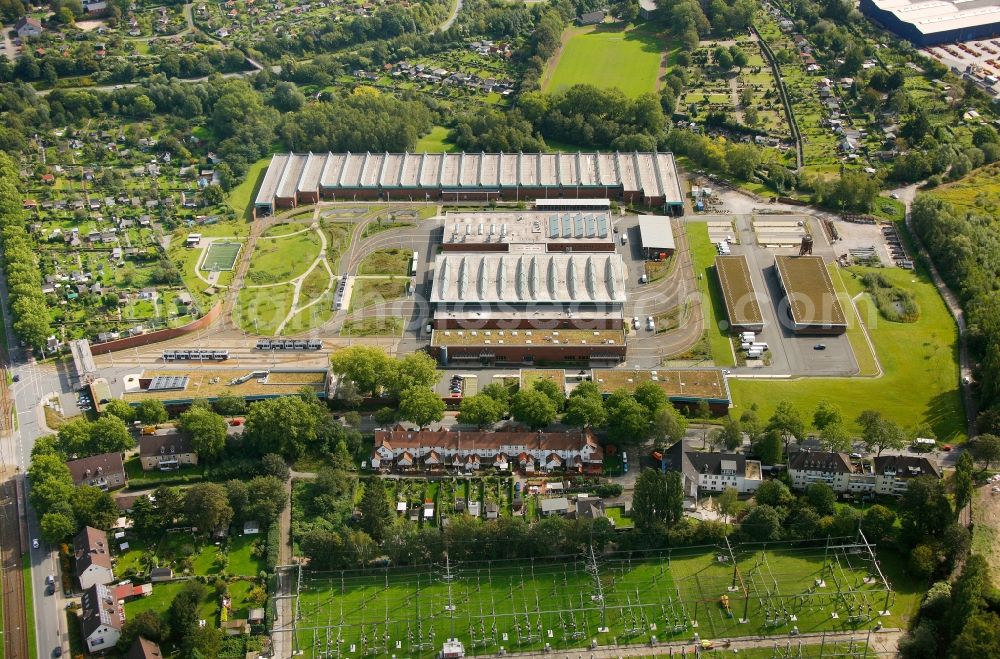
[0,152,49,349]
[911,193,1000,436]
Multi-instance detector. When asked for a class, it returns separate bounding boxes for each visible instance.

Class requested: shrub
[265,524,281,572]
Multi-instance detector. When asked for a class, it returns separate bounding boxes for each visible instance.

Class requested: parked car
[814,344,827,350]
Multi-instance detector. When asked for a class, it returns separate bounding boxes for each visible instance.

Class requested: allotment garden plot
[290,541,895,658]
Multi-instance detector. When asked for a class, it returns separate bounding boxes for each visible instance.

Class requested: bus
[410,252,419,276]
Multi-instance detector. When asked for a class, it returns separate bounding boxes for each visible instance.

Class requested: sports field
[291,542,896,658]
[543,24,664,98]
[201,241,242,271]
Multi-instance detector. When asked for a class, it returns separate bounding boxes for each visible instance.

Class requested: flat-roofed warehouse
[715,255,764,332]
[430,252,627,330]
[860,0,1000,46]
[432,328,627,366]
[442,211,616,253]
[637,215,676,259]
[773,255,847,335]
[591,368,731,415]
[253,152,685,216]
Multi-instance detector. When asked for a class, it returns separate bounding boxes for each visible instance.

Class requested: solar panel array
[148,376,190,391]
[546,214,610,239]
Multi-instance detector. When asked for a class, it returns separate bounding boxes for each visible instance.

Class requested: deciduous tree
[399,386,445,428]
[766,401,805,454]
[136,399,168,425]
[458,393,504,429]
[511,388,557,430]
[102,399,135,423]
[183,483,233,535]
[856,410,906,456]
[178,406,227,462]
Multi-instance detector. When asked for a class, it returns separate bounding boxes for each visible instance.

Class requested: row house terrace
[371,427,604,474]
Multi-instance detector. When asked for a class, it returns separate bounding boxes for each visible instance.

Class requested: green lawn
[606,506,634,529]
[415,126,458,152]
[687,222,735,366]
[340,316,404,337]
[357,248,413,276]
[827,265,879,377]
[348,277,408,313]
[234,284,295,336]
[281,291,335,336]
[300,265,332,301]
[115,537,149,576]
[544,24,664,98]
[262,222,309,238]
[730,266,965,440]
[228,534,264,577]
[246,230,322,285]
[227,156,272,220]
[22,554,35,659]
[124,580,217,621]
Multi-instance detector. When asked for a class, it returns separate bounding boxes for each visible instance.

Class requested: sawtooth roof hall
[253,151,685,215]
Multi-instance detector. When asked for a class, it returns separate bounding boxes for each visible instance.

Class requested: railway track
[0,470,29,659]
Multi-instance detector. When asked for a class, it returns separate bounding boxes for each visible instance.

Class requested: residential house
[127,637,163,659]
[663,442,763,502]
[15,17,43,38]
[540,497,570,516]
[112,581,153,602]
[74,526,115,590]
[138,433,198,471]
[150,567,174,582]
[872,455,940,496]
[371,427,604,473]
[577,9,605,24]
[67,452,127,490]
[787,451,875,495]
[221,619,250,636]
[80,584,124,652]
[576,497,605,519]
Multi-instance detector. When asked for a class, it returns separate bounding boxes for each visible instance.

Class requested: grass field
[730,265,964,440]
[828,265,879,377]
[543,24,663,98]
[415,126,459,153]
[235,284,295,335]
[687,222,736,366]
[228,534,264,576]
[358,249,414,276]
[929,162,1000,215]
[294,544,900,658]
[201,241,242,271]
[246,230,322,285]
[227,156,272,220]
[348,277,408,313]
[340,316,404,337]
[22,554,34,659]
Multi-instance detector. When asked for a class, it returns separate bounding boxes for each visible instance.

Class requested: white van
[751,342,769,351]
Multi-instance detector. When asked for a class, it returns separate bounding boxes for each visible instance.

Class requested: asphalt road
[0,248,69,656]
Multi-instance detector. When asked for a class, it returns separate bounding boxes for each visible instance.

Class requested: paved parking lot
[729,215,859,377]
